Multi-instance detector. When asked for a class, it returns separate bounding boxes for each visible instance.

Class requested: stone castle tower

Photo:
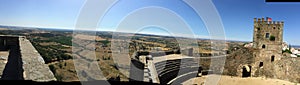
[237,17,284,77]
[252,17,284,76]
[253,17,283,62]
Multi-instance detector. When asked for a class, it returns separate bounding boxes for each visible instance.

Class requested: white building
[290,48,300,57]
[291,54,297,57]
[244,42,253,48]
[282,42,289,51]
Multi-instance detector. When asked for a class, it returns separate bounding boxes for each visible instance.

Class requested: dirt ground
[0,28,8,30]
[182,74,299,85]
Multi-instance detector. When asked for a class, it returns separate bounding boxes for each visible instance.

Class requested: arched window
[262,45,266,49]
[271,55,275,62]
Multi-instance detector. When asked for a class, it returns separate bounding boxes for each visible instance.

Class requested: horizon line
[1,24,298,46]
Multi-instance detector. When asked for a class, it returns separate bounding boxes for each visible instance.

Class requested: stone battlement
[254,18,284,25]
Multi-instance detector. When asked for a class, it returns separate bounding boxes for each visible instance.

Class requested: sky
[0,0,299,45]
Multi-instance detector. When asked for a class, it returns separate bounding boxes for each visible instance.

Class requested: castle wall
[19,37,56,81]
[0,35,56,81]
[181,48,193,56]
[0,38,5,50]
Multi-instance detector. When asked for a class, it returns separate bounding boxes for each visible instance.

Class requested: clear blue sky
[0,0,299,45]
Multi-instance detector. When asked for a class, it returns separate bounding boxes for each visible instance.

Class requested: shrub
[270,36,276,41]
[55,74,63,81]
[59,63,63,68]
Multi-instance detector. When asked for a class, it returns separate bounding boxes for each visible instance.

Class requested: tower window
[262,45,266,49]
[273,27,276,29]
[257,28,260,31]
[271,55,275,62]
[259,62,263,68]
[265,33,270,38]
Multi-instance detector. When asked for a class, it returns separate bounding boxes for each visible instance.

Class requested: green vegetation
[37,36,72,46]
[31,33,55,37]
[30,34,73,63]
[55,74,63,81]
[270,36,276,41]
[30,34,72,46]
[49,36,72,46]
[32,42,72,63]
[283,49,292,54]
[98,39,110,46]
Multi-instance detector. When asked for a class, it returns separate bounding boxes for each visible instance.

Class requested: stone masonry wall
[19,37,56,81]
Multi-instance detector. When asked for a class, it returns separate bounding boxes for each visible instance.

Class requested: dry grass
[95,49,129,81]
[0,28,8,30]
[183,75,299,85]
[39,42,59,46]
[50,60,79,81]
[74,34,106,41]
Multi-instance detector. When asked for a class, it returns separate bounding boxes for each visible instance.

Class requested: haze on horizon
[0,0,299,45]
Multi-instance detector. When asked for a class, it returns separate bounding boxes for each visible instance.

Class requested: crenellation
[254,18,284,26]
[257,18,261,23]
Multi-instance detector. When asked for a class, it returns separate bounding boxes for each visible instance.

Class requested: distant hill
[0,25,37,30]
[291,45,300,49]
[0,25,249,44]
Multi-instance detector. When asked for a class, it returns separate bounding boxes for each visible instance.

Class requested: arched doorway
[197,67,203,77]
[242,65,251,77]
